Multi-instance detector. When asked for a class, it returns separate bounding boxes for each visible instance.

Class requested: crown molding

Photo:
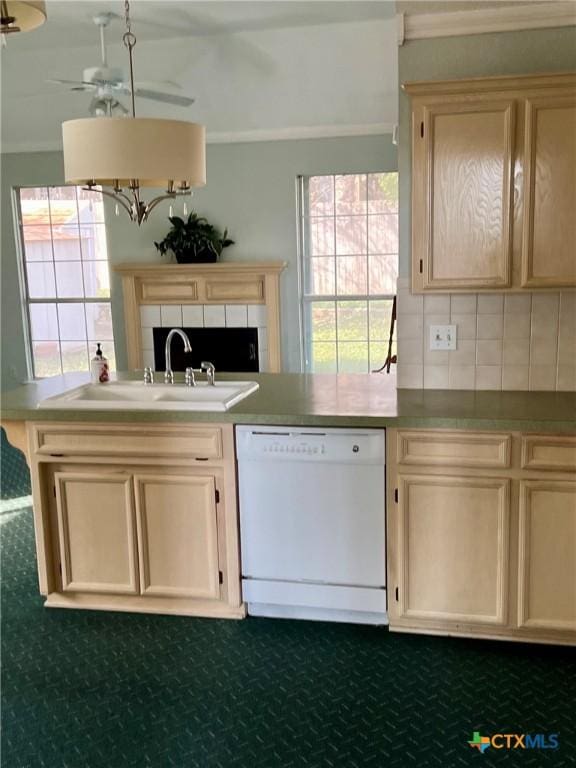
[1,123,395,154]
[403,71,576,96]
[398,1,576,43]
[207,123,395,143]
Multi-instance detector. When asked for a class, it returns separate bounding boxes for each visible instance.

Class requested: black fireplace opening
[153,327,259,373]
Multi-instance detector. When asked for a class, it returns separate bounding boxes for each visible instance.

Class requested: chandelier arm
[141,193,179,219]
[95,184,134,209]
[83,186,134,220]
[111,186,135,207]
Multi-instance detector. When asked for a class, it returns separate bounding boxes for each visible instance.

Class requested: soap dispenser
[91,343,110,384]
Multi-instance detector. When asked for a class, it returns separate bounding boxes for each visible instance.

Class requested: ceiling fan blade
[47,78,95,87]
[132,88,195,107]
[130,8,274,74]
[135,80,183,91]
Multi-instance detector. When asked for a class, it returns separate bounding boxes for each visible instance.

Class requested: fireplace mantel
[114,261,286,372]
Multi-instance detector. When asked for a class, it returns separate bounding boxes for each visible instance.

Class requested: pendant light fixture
[1,0,46,35]
[62,0,206,225]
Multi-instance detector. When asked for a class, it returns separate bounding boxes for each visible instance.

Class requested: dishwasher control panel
[263,441,326,456]
[235,425,385,464]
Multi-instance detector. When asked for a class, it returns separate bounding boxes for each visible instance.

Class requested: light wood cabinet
[134,473,220,599]
[397,474,509,626]
[406,73,576,292]
[412,97,515,289]
[522,94,576,287]
[388,429,576,645]
[518,479,576,632]
[29,422,244,620]
[54,471,138,595]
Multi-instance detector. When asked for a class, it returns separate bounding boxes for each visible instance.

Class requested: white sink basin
[37,380,260,412]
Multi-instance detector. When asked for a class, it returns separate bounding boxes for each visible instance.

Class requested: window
[298,173,398,373]
[15,186,115,378]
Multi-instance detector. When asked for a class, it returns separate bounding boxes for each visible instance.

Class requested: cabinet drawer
[521,436,576,472]
[32,424,222,460]
[397,431,511,469]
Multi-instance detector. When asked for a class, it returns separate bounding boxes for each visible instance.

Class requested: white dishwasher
[236,425,387,625]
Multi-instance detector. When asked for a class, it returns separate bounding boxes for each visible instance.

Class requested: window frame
[13,185,115,380]
[297,173,398,374]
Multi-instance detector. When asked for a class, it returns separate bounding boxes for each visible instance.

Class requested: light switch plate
[429,324,457,351]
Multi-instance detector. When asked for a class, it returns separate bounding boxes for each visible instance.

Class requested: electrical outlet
[429,324,457,351]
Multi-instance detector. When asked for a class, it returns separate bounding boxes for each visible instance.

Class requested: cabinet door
[518,480,576,632]
[54,471,138,594]
[412,99,515,290]
[134,474,220,600]
[522,94,576,287]
[397,475,510,625]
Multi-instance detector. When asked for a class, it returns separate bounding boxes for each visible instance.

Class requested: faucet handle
[201,361,216,385]
[184,367,196,387]
[143,367,154,384]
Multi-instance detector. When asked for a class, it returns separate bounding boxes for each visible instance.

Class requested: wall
[397,26,576,391]
[0,134,396,389]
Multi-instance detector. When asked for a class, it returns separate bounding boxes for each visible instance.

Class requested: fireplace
[114,262,286,373]
[153,327,259,373]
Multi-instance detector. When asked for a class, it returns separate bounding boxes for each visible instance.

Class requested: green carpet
[1,429,31,500]
[1,441,575,767]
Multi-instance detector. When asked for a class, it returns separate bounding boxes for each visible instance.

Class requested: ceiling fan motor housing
[83,66,124,86]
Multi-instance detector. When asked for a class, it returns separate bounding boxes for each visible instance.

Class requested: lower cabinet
[134,473,220,600]
[55,471,138,595]
[29,422,244,619]
[388,430,576,646]
[397,474,509,626]
[518,479,576,633]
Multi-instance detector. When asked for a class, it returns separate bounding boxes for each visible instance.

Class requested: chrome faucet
[164,328,192,384]
[201,361,216,386]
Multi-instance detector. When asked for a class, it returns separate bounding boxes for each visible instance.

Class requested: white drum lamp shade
[1,1,46,32]
[62,118,206,189]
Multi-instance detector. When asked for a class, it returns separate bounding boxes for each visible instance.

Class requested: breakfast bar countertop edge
[1,372,575,433]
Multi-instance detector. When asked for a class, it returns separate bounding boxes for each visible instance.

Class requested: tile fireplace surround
[114,262,286,373]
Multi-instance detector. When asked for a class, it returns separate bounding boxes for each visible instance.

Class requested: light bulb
[183,202,188,216]
[110,99,129,117]
[89,97,109,117]
[169,205,173,217]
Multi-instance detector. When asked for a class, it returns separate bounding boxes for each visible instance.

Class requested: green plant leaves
[154,210,235,263]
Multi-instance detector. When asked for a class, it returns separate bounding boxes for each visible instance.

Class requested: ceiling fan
[47,12,195,117]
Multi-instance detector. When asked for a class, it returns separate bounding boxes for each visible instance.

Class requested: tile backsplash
[396,279,576,391]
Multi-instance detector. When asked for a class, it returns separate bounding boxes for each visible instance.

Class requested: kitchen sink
[37,380,260,412]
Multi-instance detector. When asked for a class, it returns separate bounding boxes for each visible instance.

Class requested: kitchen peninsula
[2,371,575,647]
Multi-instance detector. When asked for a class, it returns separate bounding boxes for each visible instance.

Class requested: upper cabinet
[522,93,576,287]
[406,73,576,292]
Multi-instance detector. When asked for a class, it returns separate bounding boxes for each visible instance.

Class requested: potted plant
[154,212,234,263]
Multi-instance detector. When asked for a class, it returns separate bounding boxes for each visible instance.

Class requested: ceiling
[1,1,399,152]
[9,1,397,49]
[1,1,570,153]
